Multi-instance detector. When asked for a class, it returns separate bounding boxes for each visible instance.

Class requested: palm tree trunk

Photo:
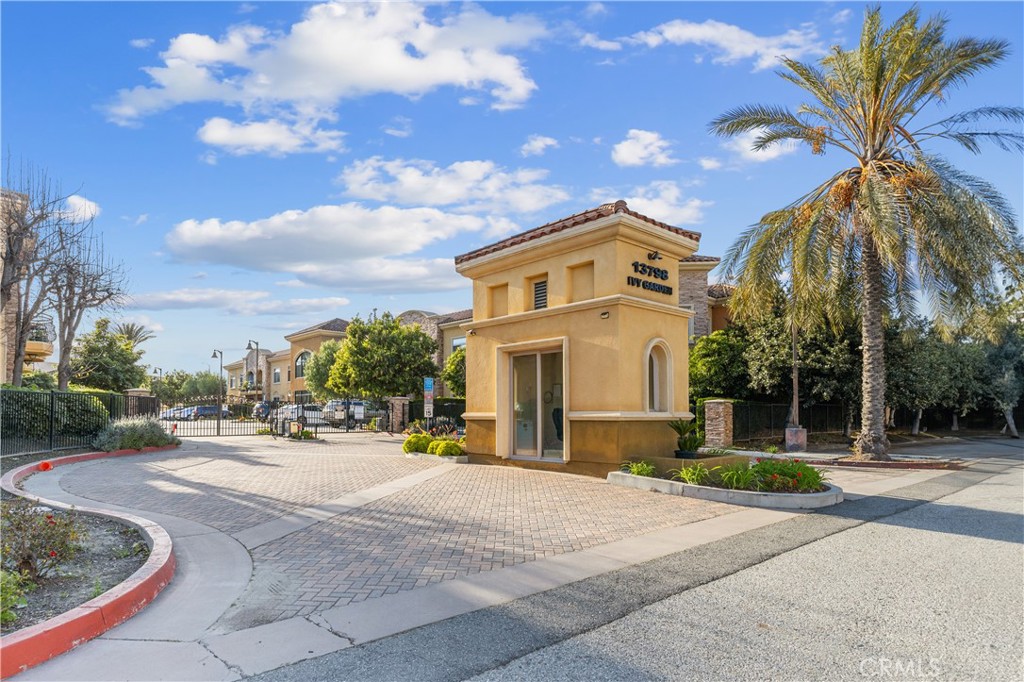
[854,232,891,460]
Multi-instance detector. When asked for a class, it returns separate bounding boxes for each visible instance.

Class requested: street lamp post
[246,340,261,401]
[152,367,162,404]
[211,350,223,436]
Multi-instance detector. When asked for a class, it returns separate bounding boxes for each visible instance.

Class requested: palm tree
[711,6,1023,460]
[114,321,156,349]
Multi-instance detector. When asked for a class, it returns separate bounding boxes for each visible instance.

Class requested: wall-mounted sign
[627,261,673,295]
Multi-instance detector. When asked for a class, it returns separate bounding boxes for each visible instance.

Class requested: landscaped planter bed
[404,452,469,463]
[607,471,844,509]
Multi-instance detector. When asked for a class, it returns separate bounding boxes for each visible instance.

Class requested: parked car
[273,403,328,427]
[323,399,385,428]
[252,401,272,422]
[159,407,181,421]
[176,406,197,421]
[193,405,230,419]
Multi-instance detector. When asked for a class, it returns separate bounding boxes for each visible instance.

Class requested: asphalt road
[250,439,1023,682]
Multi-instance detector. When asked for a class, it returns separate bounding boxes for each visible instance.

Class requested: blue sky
[3,1,1022,374]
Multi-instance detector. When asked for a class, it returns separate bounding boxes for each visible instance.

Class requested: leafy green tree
[689,328,754,402]
[935,340,987,431]
[151,369,190,406]
[327,312,439,402]
[70,318,146,392]
[180,371,225,401]
[977,287,1024,437]
[441,346,466,398]
[711,6,1024,459]
[304,339,344,402]
[884,319,949,434]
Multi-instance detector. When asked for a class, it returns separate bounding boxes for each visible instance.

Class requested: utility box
[290,421,302,435]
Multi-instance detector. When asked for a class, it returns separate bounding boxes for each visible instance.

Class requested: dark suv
[193,405,230,419]
[252,401,272,422]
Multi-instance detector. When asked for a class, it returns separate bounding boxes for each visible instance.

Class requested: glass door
[512,354,537,456]
[511,350,564,459]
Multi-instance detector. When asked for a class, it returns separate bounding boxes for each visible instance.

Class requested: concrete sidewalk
[10,437,1010,681]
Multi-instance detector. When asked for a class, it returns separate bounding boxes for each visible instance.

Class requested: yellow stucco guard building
[454,200,702,477]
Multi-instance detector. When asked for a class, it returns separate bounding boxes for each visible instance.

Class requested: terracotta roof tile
[681,254,721,263]
[435,308,473,325]
[285,317,349,338]
[454,200,702,266]
[707,283,735,299]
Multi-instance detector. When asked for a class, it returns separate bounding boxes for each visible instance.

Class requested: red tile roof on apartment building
[454,200,702,266]
[681,254,721,263]
[285,317,350,338]
[435,309,473,325]
[707,283,736,299]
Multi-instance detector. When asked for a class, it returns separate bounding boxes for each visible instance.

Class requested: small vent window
[533,280,548,310]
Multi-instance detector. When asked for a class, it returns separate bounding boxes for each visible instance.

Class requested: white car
[273,404,328,426]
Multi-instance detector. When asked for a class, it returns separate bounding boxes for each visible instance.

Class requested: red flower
[756,458,762,463]
[797,472,802,478]
[45,514,53,519]
[49,550,57,558]
[794,459,800,463]
[793,479,799,485]
[771,474,779,480]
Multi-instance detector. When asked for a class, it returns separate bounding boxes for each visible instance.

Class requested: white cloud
[592,180,711,225]
[628,19,824,71]
[197,117,344,155]
[65,195,101,221]
[135,213,149,226]
[519,134,559,157]
[339,157,569,214]
[106,2,546,150]
[127,288,350,316]
[200,152,218,166]
[831,9,853,25]
[116,314,165,333]
[698,157,723,170]
[580,33,621,51]
[611,129,677,167]
[190,271,208,280]
[275,279,310,288]
[723,128,799,163]
[382,115,413,138]
[129,38,154,49]
[164,202,492,291]
[583,3,608,19]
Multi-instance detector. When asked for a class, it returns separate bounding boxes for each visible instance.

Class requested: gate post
[704,399,734,448]
[386,397,410,434]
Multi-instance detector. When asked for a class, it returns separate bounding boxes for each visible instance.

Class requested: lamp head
[246,341,254,351]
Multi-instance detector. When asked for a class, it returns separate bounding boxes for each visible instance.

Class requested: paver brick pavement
[60,435,441,534]
[216,465,738,631]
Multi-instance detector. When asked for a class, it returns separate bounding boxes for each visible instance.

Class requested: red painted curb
[0,446,179,678]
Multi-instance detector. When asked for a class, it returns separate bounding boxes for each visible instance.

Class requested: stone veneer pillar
[703,400,733,447]
[387,396,411,434]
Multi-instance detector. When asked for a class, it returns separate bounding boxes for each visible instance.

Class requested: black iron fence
[409,398,466,432]
[731,401,848,442]
[1,389,159,457]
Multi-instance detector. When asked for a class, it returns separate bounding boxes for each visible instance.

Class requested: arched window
[645,340,672,413]
[295,351,311,378]
[246,371,255,384]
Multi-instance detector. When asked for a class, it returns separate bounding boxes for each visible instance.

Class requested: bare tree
[2,159,92,386]
[49,235,127,390]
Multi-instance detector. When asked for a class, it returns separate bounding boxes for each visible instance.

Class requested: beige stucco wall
[458,212,698,477]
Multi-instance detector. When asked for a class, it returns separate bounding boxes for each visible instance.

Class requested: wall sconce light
[600,312,610,319]
[467,329,477,336]
[647,250,662,261]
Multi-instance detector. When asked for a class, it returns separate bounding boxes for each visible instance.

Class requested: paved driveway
[56,434,737,632]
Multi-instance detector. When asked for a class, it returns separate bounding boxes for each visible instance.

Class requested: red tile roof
[454,201,702,266]
[435,308,473,325]
[681,254,720,263]
[707,283,735,299]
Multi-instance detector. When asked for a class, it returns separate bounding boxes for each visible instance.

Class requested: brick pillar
[387,396,410,434]
[704,400,733,447]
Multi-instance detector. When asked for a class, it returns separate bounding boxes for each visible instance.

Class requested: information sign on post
[423,377,435,427]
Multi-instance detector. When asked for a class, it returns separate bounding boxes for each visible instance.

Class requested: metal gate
[167,397,392,438]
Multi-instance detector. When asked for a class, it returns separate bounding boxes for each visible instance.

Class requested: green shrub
[750,457,827,492]
[21,371,57,391]
[0,569,34,624]
[670,462,717,485]
[718,461,758,490]
[403,433,433,453]
[256,428,274,435]
[667,418,704,452]
[92,416,179,452]
[1,500,87,582]
[426,439,441,455]
[433,440,463,457]
[620,460,657,477]
[0,388,112,444]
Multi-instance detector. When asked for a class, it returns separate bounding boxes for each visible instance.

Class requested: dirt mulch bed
[805,458,964,470]
[1,510,149,635]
